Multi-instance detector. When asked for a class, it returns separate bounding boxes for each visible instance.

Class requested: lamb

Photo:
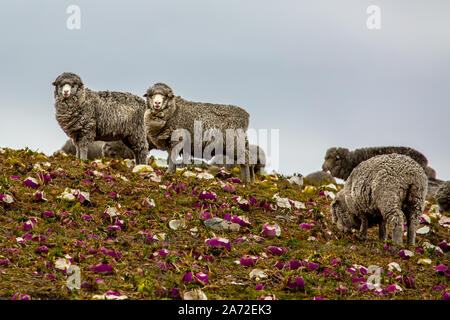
[143,82,253,181]
[217,144,266,177]
[331,153,427,247]
[435,181,450,212]
[59,139,139,160]
[52,72,148,164]
[102,141,136,160]
[304,171,336,185]
[60,139,104,160]
[174,144,265,178]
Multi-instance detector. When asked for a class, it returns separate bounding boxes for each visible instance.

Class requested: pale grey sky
[0,0,449,179]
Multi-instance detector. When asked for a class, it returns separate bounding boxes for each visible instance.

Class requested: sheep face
[53,72,84,100]
[144,83,174,112]
[331,194,360,233]
[322,147,352,179]
[103,143,119,158]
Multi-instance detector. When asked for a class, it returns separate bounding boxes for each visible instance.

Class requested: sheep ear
[52,81,57,86]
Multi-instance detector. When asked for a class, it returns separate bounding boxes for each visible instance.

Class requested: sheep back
[435,181,450,212]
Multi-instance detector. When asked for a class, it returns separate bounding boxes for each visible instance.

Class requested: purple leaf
[23,177,40,189]
[286,276,304,291]
[266,246,287,256]
[205,237,231,250]
[89,263,113,273]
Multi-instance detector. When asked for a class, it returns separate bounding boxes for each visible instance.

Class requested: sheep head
[331,192,360,233]
[144,82,174,113]
[322,147,352,180]
[52,72,84,101]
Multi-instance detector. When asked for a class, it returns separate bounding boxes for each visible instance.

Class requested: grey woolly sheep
[143,82,253,181]
[322,146,429,180]
[305,171,336,185]
[217,144,266,177]
[60,139,104,160]
[52,72,148,164]
[424,167,436,180]
[102,141,136,160]
[435,181,450,212]
[331,153,427,247]
[427,178,445,198]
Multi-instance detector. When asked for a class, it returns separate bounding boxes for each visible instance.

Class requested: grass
[0,147,448,300]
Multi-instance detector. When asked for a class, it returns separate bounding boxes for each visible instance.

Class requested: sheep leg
[406,216,418,248]
[385,210,404,246]
[74,138,89,160]
[406,199,423,247]
[378,193,404,246]
[378,219,387,242]
[75,145,80,158]
[79,145,88,160]
[240,164,251,182]
[249,166,255,182]
[166,148,176,174]
[359,216,368,241]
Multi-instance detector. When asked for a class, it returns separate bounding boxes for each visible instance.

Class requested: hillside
[0,147,448,300]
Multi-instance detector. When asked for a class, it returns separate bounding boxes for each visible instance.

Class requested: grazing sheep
[331,153,427,247]
[143,82,253,181]
[52,72,148,164]
[60,139,104,160]
[322,146,429,180]
[305,171,336,185]
[435,181,450,212]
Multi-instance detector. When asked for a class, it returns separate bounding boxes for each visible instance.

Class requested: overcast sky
[0,0,449,179]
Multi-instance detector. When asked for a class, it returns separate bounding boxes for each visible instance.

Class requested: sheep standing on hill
[322,146,430,180]
[331,154,427,247]
[143,82,253,181]
[435,181,450,212]
[52,72,148,164]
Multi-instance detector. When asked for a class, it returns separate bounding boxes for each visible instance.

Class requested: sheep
[59,139,141,161]
[143,82,253,181]
[435,181,450,212]
[102,141,136,160]
[60,139,104,160]
[331,153,427,247]
[214,144,266,177]
[322,146,430,180]
[427,177,445,198]
[425,167,437,180]
[52,72,148,164]
[304,171,336,185]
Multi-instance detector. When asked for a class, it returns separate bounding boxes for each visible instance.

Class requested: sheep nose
[64,90,69,94]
